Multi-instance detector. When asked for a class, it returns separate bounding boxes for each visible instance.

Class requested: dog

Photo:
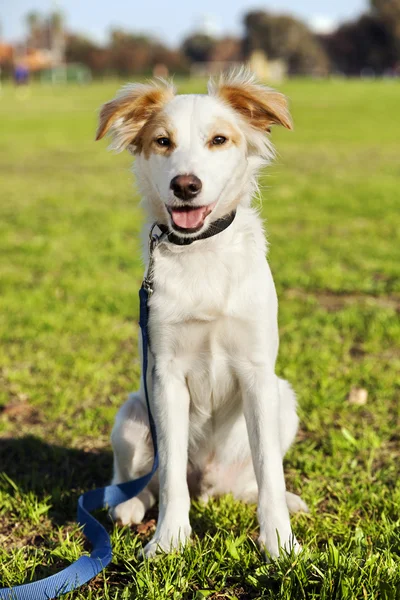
[96,69,308,559]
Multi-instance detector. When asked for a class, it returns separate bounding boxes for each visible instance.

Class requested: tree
[109,29,156,75]
[371,0,400,57]
[151,44,189,75]
[319,13,397,74]
[49,11,65,64]
[243,11,329,75]
[108,29,188,76]
[26,11,44,48]
[49,11,64,34]
[66,34,109,74]
[181,33,216,63]
[209,37,242,63]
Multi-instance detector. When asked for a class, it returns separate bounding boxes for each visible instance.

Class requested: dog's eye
[212,136,227,146]
[156,137,171,147]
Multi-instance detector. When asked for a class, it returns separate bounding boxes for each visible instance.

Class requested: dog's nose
[170,174,202,201]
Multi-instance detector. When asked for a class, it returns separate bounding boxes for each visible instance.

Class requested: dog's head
[96,70,292,239]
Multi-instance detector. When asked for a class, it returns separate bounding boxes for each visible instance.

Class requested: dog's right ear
[209,68,293,133]
[96,81,174,152]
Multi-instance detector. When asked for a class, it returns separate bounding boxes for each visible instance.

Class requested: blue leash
[0,284,158,600]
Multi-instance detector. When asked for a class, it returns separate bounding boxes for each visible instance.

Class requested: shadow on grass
[0,435,113,526]
[0,436,124,586]
[0,436,257,550]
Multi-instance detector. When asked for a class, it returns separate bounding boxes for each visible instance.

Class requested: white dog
[96,69,308,559]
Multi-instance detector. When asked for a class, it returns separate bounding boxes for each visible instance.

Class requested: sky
[1,0,368,46]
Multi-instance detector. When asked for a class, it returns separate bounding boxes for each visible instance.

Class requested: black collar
[158,210,236,246]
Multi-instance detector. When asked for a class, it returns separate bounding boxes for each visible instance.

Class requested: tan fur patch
[135,111,177,159]
[216,80,293,132]
[96,83,174,151]
[207,119,242,150]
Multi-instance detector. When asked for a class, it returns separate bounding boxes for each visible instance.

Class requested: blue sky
[2,0,368,46]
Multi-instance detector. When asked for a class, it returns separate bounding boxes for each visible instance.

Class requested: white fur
[102,73,308,560]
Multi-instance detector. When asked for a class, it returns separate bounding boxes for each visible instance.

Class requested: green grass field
[0,78,399,599]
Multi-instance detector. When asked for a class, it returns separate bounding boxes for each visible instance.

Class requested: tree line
[6,1,400,77]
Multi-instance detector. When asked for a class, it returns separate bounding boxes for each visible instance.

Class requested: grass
[0,77,399,599]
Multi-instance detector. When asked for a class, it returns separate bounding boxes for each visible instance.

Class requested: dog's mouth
[167,203,216,233]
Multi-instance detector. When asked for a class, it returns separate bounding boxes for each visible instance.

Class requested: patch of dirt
[0,400,42,424]
[113,509,157,538]
[135,518,156,536]
[284,288,400,312]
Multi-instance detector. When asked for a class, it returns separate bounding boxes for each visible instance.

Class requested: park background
[0,1,399,599]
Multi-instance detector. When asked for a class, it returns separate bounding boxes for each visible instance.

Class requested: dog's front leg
[143,367,191,557]
[242,367,300,559]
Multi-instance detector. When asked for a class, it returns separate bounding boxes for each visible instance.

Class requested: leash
[0,213,236,599]
[0,227,163,600]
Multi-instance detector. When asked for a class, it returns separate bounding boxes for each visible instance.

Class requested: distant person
[14,64,30,86]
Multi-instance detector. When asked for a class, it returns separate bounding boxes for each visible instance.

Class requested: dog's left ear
[209,70,293,133]
[96,80,174,152]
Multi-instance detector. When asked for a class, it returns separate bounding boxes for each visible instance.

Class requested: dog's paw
[258,529,302,560]
[198,492,211,505]
[141,521,192,558]
[285,491,309,514]
[111,497,146,526]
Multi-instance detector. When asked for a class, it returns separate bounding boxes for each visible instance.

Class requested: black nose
[170,174,202,201]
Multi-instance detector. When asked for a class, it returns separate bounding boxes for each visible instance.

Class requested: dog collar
[157,210,236,246]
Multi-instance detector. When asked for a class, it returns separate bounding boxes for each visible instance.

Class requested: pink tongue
[171,207,207,230]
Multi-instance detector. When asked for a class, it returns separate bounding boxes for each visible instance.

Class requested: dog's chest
[147,234,274,362]
[148,242,251,398]
[144,221,278,443]
[149,242,246,323]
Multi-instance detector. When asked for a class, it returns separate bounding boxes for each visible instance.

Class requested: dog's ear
[96,80,175,152]
[209,69,292,133]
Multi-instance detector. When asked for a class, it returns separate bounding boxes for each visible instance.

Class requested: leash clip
[142,223,164,296]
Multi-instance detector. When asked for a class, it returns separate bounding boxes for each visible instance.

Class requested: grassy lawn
[0,78,399,599]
